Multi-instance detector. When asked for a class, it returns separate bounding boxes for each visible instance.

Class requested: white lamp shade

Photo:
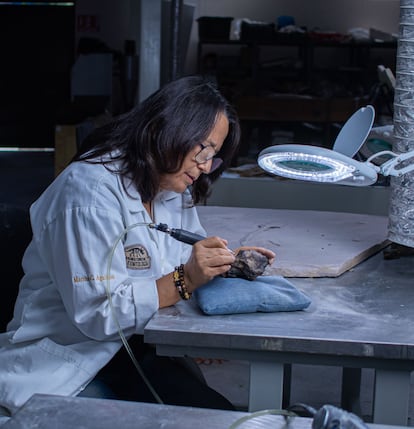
[332,105,375,157]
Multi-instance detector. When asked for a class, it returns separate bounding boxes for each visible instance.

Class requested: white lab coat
[0,159,205,420]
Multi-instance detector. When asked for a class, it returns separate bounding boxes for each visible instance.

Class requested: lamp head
[258,105,381,186]
[258,144,378,186]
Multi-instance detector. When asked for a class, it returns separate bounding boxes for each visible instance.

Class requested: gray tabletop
[145,251,414,366]
[2,394,404,429]
[2,394,301,429]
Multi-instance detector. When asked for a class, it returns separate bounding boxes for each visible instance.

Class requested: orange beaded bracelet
[173,264,192,300]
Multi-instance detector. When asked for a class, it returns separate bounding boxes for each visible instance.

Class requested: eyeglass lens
[195,144,223,173]
[195,145,216,163]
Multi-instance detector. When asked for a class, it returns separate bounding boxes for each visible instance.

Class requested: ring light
[258,106,414,186]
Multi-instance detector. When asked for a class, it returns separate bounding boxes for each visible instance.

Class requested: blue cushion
[194,276,311,315]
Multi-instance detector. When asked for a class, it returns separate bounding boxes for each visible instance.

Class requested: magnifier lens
[279,160,332,172]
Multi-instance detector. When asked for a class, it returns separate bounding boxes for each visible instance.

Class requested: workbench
[145,246,414,425]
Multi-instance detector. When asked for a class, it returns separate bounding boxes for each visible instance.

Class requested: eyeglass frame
[194,142,223,173]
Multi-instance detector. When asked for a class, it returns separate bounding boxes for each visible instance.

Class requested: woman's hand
[157,241,275,308]
[234,246,276,265]
[184,236,236,292]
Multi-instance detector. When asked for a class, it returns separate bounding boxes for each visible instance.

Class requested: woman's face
[159,112,229,193]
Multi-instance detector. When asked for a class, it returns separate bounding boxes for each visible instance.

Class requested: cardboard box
[54,125,77,177]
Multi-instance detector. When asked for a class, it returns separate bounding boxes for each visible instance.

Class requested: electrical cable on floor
[227,403,370,429]
[227,409,297,429]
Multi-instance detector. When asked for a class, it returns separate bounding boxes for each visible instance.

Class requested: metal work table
[144,251,414,425]
[2,394,405,429]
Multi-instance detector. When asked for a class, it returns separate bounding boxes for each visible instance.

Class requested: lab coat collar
[105,152,182,212]
[122,176,180,213]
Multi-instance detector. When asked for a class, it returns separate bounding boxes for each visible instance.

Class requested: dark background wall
[0,1,75,148]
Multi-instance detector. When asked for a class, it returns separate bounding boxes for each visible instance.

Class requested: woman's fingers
[235,246,276,265]
[185,237,236,289]
[185,239,277,291]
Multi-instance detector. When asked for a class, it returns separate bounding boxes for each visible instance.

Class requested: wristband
[173,264,192,300]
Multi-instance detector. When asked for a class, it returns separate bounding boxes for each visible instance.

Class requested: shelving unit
[198,34,396,154]
[198,36,397,91]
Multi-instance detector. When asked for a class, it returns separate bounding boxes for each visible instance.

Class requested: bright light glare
[258,152,356,183]
[258,144,379,186]
[0,2,74,5]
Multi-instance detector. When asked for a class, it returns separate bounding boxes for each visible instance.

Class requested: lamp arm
[375,149,414,177]
[366,150,398,164]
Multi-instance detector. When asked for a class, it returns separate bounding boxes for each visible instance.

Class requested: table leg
[373,369,411,425]
[248,361,284,412]
[341,367,362,416]
[283,363,292,409]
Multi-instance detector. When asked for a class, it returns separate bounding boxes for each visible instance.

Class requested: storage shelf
[198,36,397,88]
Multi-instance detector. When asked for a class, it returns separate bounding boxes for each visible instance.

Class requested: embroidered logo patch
[125,245,151,270]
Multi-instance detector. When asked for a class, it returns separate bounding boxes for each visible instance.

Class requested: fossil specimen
[226,249,270,280]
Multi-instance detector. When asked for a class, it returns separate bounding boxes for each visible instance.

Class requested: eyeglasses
[194,143,223,173]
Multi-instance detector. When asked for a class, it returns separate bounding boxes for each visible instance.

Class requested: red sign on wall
[77,15,100,32]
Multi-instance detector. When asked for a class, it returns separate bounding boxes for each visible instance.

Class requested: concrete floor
[1,150,413,425]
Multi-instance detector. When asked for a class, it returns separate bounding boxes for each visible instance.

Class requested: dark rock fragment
[226,249,269,280]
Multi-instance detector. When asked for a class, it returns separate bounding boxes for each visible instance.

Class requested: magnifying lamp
[257,105,414,186]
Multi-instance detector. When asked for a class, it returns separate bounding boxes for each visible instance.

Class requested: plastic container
[240,21,276,42]
[197,16,233,41]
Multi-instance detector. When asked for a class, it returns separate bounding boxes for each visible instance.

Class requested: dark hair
[73,75,240,204]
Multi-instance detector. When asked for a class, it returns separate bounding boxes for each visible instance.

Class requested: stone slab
[197,206,390,277]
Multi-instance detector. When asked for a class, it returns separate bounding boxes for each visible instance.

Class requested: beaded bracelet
[173,264,192,300]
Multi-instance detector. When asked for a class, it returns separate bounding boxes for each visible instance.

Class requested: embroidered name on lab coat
[125,244,151,270]
[73,274,115,283]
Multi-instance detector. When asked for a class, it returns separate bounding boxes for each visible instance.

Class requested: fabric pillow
[194,275,311,316]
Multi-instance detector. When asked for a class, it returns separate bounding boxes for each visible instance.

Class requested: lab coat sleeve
[34,205,159,340]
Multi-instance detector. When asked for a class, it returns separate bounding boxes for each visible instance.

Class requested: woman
[0,76,275,421]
